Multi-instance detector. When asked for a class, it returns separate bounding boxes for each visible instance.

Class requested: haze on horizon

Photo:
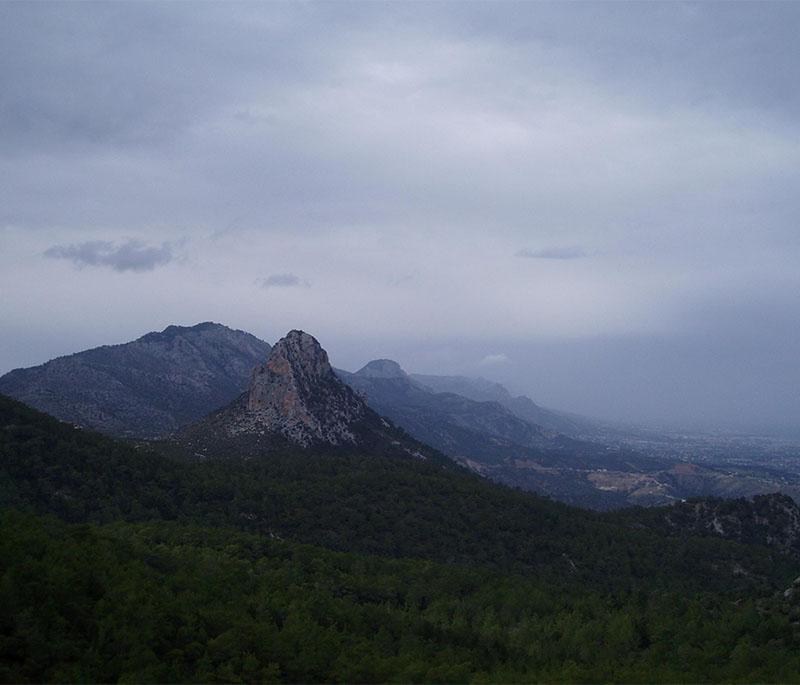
[1,2,799,434]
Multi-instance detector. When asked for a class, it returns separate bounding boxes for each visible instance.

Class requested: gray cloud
[257,273,310,289]
[44,240,174,272]
[516,246,588,260]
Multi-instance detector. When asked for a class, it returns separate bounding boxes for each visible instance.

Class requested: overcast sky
[2,2,799,431]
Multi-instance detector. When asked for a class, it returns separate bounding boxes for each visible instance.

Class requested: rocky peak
[252,330,333,390]
[356,359,408,380]
[241,330,367,447]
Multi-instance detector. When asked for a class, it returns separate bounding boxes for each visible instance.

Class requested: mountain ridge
[0,322,271,438]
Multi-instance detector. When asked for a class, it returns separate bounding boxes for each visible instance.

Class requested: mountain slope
[4,322,797,512]
[342,360,800,510]
[0,322,271,438]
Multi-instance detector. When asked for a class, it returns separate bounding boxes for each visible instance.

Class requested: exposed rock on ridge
[239,330,366,446]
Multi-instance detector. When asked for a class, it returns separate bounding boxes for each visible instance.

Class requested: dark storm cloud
[257,274,309,289]
[516,246,588,260]
[44,240,175,272]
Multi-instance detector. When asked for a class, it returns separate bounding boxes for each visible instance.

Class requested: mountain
[0,322,271,438]
[5,322,798,511]
[355,358,408,379]
[3,338,800,681]
[179,331,440,461]
[411,372,597,436]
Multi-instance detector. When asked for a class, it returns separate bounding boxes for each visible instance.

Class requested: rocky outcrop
[0,322,271,438]
[235,330,366,446]
[662,492,800,558]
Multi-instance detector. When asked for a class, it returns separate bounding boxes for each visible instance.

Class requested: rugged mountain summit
[240,330,366,446]
[180,332,439,459]
[0,322,271,438]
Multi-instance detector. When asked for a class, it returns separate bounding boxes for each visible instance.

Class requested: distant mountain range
[335,358,800,508]
[336,359,556,454]
[410,372,596,436]
[2,321,799,509]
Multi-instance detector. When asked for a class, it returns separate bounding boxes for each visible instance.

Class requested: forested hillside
[2,393,800,682]
[2,394,795,591]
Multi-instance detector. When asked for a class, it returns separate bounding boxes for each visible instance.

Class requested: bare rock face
[236,330,366,446]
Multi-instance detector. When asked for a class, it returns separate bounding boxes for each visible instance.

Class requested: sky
[1,1,799,432]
